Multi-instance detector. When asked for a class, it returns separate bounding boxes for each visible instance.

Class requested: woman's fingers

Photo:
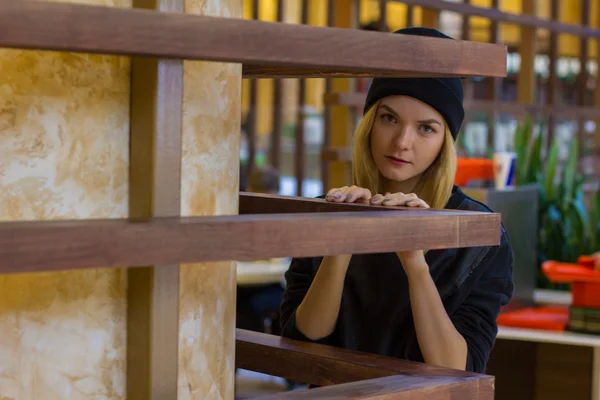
[369,194,384,204]
[345,187,371,203]
[407,198,430,208]
[325,187,346,202]
[381,192,415,206]
[326,186,371,203]
[327,188,427,207]
[377,193,429,208]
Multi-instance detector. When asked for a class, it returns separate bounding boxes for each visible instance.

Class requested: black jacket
[279,186,514,373]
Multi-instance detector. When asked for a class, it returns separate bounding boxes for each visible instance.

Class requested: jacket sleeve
[449,231,515,373]
[279,256,334,345]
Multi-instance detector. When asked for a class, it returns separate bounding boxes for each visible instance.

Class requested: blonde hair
[352,100,457,210]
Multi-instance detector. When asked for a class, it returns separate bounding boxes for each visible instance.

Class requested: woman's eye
[381,113,396,123]
[420,124,434,133]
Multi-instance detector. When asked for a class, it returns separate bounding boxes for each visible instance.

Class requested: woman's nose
[393,128,413,150]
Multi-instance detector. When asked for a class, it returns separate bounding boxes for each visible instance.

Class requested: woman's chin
[379,167,417,185]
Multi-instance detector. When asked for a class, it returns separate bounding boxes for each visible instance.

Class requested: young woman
[279,27,514,374]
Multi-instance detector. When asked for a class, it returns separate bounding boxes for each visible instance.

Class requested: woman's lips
[385,156,410,166]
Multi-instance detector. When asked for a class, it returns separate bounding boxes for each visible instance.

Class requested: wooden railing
[236,328,494,399]
[0,1,506,398]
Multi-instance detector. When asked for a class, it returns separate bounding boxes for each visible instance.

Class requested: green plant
[513,119,599,289]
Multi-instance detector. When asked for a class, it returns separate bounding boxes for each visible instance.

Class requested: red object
[542,260,600,283]
[542,256,600,308]
[497,306,569,331]
[577,255,595,268]
[454,158,494,187]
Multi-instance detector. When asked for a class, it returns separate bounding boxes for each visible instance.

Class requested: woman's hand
[369,192,430,208]
[325,185,372,203]
[371,192,431,274]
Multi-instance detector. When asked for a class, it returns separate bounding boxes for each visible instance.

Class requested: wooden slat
[0,0,507,79]
[254,376,493,399]
[239,191,481,214]
[295,0,309,196]
[386,0,600,38]
[269,0,284,169]
[236,329,494,398]
[126,0,183,397]
[546,0,559,147]
[0,210,500,275]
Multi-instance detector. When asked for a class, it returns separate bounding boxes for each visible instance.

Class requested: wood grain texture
[237,329,494,399]
[126,0,183,397]
[0,209,500,274]
[239,192,485,215]
[254,377,494,399]
[0,0,506,78]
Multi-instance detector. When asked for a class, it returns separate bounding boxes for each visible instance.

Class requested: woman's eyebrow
[380,105,399,117]
[418,118,442,126]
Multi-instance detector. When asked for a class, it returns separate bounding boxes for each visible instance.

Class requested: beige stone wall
[0,0,242,399]
[179,0,242,399]
[0,1,131,399]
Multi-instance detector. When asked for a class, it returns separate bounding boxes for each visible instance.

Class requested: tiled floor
[234,369,308,399]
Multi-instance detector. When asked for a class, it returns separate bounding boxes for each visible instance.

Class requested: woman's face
[369,95,445,191]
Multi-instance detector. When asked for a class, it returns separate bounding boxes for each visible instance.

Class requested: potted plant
[513,119,599,289]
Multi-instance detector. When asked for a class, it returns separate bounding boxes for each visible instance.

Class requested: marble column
[0,0,242,399]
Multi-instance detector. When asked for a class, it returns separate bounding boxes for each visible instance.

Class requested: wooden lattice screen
[0,1,507,398]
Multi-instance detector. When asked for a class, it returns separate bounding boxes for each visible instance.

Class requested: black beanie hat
[363,27,465,140]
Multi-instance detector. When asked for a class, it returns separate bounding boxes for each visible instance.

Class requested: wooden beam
[578,0,592,161]
[269,0,284,169]
[546,0,559,148]
[236,329,494,398]
[0,0,507,79]
[127,0,183,397]
[517,0,537,106]
[254,376,494,399]
[327,0,355,189]
[295,0,309,196]
[0,208,501,275]
[239,191,487,214]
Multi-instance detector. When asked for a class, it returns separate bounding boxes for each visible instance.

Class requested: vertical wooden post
[246,0,259,177]
[127,0,183,398]
[328,0,355,189]
[406,4,413,27]
[322,0,336,190]
[546,0,559,149]
[578,0,591,161]
[270,0,284,170]
[485,0,501,153]
[378,0,387,30]
[461,0,473,149]
[517,0,537,108]
[421,6,439,29]
[295,0,309,196]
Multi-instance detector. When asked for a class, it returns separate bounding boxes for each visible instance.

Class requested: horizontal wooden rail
[0,1,506,78]
[239,192,480,214]
[0,204,500,275]
[324,92,600,119]
[390,0,600,39]
[236,329,494,399]
[255,375,492,399]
